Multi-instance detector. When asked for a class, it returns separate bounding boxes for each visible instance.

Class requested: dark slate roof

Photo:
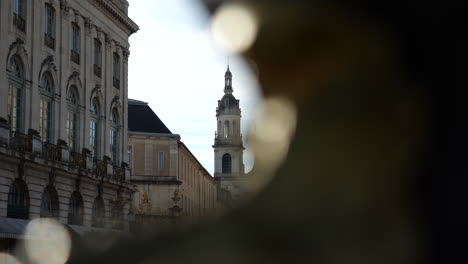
[217,94,240,114]
[128,99,172,134]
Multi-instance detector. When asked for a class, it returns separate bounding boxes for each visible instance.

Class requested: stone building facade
[0,0,138,251]
[128,100,219,224]
[213,66,247,200]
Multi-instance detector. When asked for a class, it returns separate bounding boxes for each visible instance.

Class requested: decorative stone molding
[60,0,72,16]
[91,0,139,34]
[7,38,31,81]
[84,17,92,35]
[110,96,122,113]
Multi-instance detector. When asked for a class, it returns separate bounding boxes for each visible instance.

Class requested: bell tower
[213,66,245,198]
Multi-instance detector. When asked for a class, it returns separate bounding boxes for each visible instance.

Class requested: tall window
[39,72,54,142]
[110,108,119,163]
[93,39,102,77]
[71,23,80,64]
[224,121,230,138]
[92,196,105,228]
[40,185,59,218]
[13,0,26,31]
[113,53,120,88]
[67,86,79,151]
[158,152,164,171]
[90,98,100,156]
[7,55,24,132]
[44,4,55,49]
[68,191,84,225]
[7,179,29,219]
[222,153,232,174]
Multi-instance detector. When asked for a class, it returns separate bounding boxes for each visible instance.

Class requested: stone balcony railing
[0,123,130,182]
[214,133,243,146]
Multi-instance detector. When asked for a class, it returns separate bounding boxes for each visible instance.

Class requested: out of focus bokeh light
[0,253,21,264]
[211,2,259,54]
[24,218,72,264]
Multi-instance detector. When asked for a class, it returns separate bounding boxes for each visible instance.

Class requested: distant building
[128,99,218,226]
[213,66,248,201]
[0,0,138,252]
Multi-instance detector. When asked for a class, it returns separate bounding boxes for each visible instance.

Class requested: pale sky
[127,0,262,175]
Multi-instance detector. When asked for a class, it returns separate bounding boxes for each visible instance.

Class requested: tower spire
[224,64,233,94]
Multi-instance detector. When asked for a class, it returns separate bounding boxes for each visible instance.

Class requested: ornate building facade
[128,99,219,226]
[0,0,138,252]
[213,66,247,200]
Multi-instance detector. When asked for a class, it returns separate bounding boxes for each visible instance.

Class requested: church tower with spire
[213,66,245,199]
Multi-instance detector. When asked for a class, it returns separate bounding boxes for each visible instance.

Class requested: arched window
[7,179,29,219]
[111,204,124,230]
[7,55,25,132]
[90,98,100,157]
[68,191,84,225]
[40,185,59,218]
[224,121,230,138]
[39,71,54,142]
[110,108,120,164]
[67,86,80,151]
[222,153,232,174]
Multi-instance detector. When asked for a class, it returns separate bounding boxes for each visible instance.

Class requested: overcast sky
[127,0,262,175]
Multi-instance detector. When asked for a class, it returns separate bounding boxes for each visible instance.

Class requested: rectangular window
[90,120,97,155]
[66,112,76,150]
[71,23,80,64]
[110,129,118,163]
[94,39,102,77]
[44,5,55,49]
[158,152,164,171]
[13,0,26,31]
[7,86,21,132]
[113,53,120,88]
[39,99,51,141]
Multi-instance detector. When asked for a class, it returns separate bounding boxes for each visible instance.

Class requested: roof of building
[128,99,172,134]
[178,141,216,184]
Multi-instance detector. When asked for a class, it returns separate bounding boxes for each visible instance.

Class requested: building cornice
[91,0,139,34]
[129,131,181,139]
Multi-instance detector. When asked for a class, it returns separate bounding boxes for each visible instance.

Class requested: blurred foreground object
[70,0,468,263]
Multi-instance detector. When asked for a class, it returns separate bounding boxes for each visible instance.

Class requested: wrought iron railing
[10,131,32,153]
[70,151,86,170]
[13,13,26,32]
[94,64,102,77]
[43,142,62,162]
[95,159,107,178]
[44,33,55,50]
[71,50,80,64]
